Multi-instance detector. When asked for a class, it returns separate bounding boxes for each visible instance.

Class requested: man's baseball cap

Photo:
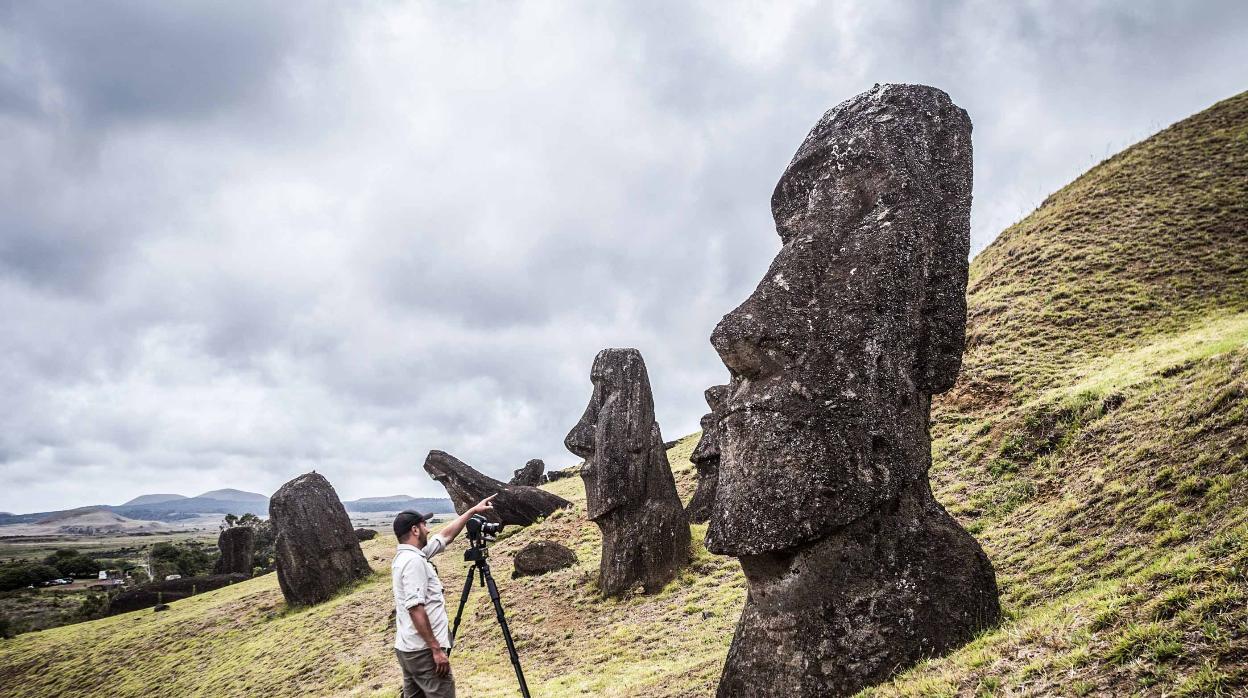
[393,510,435,539]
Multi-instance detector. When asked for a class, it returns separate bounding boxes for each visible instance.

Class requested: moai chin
[706,84,1001,697]
[565,348,691,597]
[685,384,728,524]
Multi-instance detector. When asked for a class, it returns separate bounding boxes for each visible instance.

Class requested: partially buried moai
[706,84,1000,697]
[685,384,728,524]
[565,348,691,597]
[269,472,372,607]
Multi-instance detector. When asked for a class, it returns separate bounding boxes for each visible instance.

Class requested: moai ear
[919,109,972,396]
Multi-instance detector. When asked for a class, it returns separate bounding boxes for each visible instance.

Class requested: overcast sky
[2,1,1246,513]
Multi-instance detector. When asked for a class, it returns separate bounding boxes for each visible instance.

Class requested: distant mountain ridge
[0,489,455,525]
[122,493,188,506]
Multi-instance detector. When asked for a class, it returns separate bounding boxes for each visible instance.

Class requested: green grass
[1,91,1246,698]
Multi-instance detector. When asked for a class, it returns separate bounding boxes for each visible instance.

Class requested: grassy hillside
[1,91,1245,697]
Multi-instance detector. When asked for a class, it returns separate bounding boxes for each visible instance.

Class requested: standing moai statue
[685,384,728,524]
[213,525,256,576]
[565,348,691,597]
[269,472,372,606]
[706,84,1000,697]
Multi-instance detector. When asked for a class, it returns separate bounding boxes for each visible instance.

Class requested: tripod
[449,542,531,698]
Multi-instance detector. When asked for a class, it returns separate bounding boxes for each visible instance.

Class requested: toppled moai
[269,472,371,607]
[685,384,728,524]
[565,348,691,597]
[705,84,1000,697]
[509,458,546,487]
[423,450,570,526]
[213,525,256,575]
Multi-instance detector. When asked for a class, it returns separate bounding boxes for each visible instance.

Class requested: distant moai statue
[213,525,256,575]
[508,458,546,487]
[685,384,728,524]
[706,84,1000,696]
[269,472,371,606]
[565,348,691,597]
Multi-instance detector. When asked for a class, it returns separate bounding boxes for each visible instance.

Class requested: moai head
[705,84,972,557]
[565,348,660,521]
[690,385,729,473]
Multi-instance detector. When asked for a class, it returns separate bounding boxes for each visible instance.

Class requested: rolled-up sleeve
[400,557,429,609]
[423,534,447,559]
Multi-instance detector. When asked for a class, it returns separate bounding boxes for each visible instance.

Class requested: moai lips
[706,84,1000,697]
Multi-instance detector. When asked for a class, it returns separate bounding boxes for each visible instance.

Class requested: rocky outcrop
[354,528,378,541]
[511,541,577,578]
[269,472,371,607]
[565,348,691,597]
[423,450,571,526]
[508,459,545,487]
[213,525,256,575]
[706,84,1000,696]
[542,465,580,483]
[685,384,728,524]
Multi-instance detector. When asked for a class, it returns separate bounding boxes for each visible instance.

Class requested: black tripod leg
[480,561,531,698]
[447,565,476,656]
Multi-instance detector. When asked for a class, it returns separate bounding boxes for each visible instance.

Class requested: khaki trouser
[395,648,456,698]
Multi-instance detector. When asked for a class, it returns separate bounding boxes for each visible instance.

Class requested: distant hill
[195,489,267,503]
[342,496,455,513]
[121,493,188,506]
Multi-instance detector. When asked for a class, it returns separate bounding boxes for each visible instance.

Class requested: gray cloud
[1,0,1246,512]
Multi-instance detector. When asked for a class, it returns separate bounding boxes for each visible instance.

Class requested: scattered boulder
[565,348,691,597]
[423,450,571,526]
[269,472,371,607]
[706,84,1000,696]
[354,528,378,541]
[213,525,256,575]
[107,573,248,615]
[685,384,728,524]
[511,541,578,578]
[509,458,545,487]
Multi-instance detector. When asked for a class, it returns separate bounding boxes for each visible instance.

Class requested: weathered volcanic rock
[423,450,571,526]
[269,472,371,607]
[511,541,578,578]
[565,348,691,597]
[706,84,1000,697]
[685,384,728,524]
[354,528,378,541]
[213,525,256,575]
[509,458,545,487]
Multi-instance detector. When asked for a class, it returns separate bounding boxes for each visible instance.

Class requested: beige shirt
[392,534,450,652]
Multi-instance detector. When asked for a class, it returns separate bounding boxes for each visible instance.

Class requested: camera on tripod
[465,513,503,546]
[451,512,530,697]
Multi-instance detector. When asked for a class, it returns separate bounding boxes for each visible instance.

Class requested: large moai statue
[423,450,570,526]
[269,472,372,606]
[685,384,728,524]
[213,525,256,576]
[706,84,1000,697]
[565,348,691,597]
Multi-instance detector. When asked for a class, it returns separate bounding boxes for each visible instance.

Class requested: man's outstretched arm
[436,494,496,543]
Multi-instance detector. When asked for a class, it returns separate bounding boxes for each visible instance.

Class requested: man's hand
[470,494,497,514]
[431,646,451,676]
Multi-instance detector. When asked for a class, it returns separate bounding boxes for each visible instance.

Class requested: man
[392,495,496,698]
